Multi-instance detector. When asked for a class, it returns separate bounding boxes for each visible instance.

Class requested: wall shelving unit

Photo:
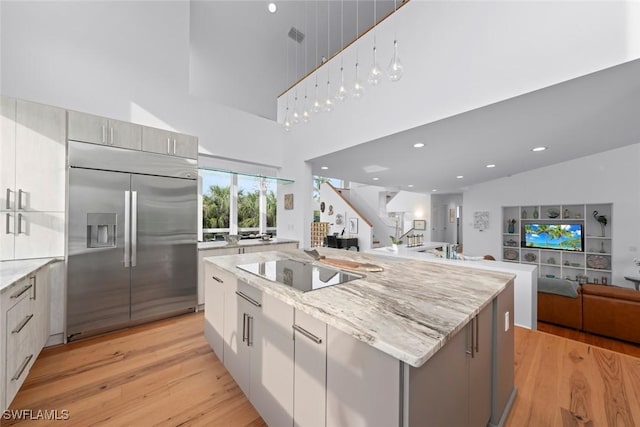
[502,203,612,284]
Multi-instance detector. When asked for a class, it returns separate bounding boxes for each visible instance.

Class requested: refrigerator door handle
[124,191,130,267]
[132,191,137,267]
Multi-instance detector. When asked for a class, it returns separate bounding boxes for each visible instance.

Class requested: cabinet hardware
[17,213,23,234]
[12,314,34,334]
[5,213,11,235]
[242,313,248,343]
[475,314,480,353]
[10,284,32,299]
[5,188,11,209]
[167,137,171,154]
[211,275,224,283]
[102,125,106,144]
[11,354,33,381]
[248,315,254,346]
[293,324,323,344]
[466,317,475,358]
[17,189,24,209]
[173,139,177,155]
[30,275,36,300]
[110,127,114,145]
[236,291,261,307]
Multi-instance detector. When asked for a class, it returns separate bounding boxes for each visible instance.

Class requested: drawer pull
[236,291,261,307]
[293,324,323,344]
[10,284,33,299]
[12,314,34,334]
[12,354,33,381]
[211,275,224,284]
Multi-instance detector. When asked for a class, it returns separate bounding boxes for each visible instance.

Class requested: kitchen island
[204,248,515,427]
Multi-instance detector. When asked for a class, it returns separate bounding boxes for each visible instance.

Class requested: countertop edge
[0,257,63,293]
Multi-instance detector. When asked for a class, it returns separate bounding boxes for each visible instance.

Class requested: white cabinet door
[251,293,294,427]
[204,262,227,360]
[293,310,327,427]
[173,133,198,159]
[1,96,16,211]
[32,266,51,349]
[469,304,492,427]
[68,110,108,145]
[326,325,400,427]
[109,118,142,150]
[15,100,66,212]
[1,212,15,260]
[14,212,65,259]
[142,126,172,155]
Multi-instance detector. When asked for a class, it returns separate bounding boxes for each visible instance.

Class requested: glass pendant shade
[283,107,292,132]
[324,80,334,112]
[352,62,365,99]
[302,94,311,122]
[368,46,383,86]
[291,95,300,124]
[387,40,404,82]
[335,66,348,102]
[312,82,322,113]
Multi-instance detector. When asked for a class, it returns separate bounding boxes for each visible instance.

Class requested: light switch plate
[504,311,510,332]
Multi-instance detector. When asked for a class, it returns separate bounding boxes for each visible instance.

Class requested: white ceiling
[307,59,640,194]
[189,0,396,120]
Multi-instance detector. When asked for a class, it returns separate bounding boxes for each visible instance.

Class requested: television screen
[522,223,583,252]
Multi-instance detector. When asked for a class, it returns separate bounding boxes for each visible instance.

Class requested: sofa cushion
[538,278,580,298]
[582,284,640,303]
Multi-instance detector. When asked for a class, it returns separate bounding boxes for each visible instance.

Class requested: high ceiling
[189,0,396,120]
[307,59,640,194]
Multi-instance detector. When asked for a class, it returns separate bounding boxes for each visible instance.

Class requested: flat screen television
[522,223,583,252]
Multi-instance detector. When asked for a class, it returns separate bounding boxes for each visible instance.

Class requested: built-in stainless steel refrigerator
[66,141,197,341]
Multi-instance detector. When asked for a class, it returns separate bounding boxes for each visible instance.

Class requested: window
[200,169,278,241]
[313,175,343,201]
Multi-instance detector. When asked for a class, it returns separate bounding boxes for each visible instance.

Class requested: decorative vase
[391,243,399,252]
[533,208,539,219]
[507,221,515,234]
[521,210,527,219]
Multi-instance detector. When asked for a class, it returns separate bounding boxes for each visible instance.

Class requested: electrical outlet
[504,311,510,332]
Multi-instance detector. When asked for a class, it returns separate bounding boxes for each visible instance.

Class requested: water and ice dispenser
[86,213,117,248]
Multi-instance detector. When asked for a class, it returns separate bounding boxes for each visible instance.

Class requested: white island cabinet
[204,249,516,427]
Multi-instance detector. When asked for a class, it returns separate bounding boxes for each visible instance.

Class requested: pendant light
[387,0,403,82]
[291,7,301,125]
[282,35,291,131]
[367,0,383,86]
[302,1,311,122]
[352,0,365,99]
[311,0,322,114]
[334,0,348,102]
[324,0,333,112]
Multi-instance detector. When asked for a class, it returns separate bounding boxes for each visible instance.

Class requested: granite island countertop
[204,247,514,368]
[198,237,298,251]
[0,258,60,293]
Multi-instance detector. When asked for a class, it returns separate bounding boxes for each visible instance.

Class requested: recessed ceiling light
[408,184,414,188]
[431,189,437,192]
[320,166,328,170]
[267,2,277,13]
[531,146,547,152]
[413,143,425,148]
[486,164,496,168]
[372,177,379,181]
[456,175,464,179]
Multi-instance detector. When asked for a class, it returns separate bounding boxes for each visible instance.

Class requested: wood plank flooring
[5,312,640,426]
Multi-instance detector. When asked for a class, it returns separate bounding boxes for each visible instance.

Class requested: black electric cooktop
[236,259,363,292]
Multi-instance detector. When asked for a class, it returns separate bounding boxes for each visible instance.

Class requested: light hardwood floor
[5,313,640,426]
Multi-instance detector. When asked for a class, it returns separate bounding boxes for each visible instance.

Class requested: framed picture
[473,211,490,231]
[284,193,294,210]
[413,219,426,230]
[449,208,456,223]
[349,217,358,234]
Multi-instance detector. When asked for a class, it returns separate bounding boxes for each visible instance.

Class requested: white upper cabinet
[1,97,16,212]
[15,100,66,212]
[142,126,198,159]
[68,110,142,151]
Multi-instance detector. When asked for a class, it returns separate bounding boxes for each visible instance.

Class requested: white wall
[348,182,396,246]
[0,0,284,168]
[463,144,640,287]
[319,183,373,252]
[276,0,640,246]
[431,193,463,245]
[386,191,431,239]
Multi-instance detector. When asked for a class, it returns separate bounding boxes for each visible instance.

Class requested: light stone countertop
[205,247,515,368]
[198,238,299,251]
[0,258,60,293]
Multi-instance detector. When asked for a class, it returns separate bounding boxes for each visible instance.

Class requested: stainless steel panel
[68,140,197,180]
[130,174,197,321]
[67,168,131,340]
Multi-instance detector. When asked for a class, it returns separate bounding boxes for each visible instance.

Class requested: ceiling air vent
[288,27,305,44]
